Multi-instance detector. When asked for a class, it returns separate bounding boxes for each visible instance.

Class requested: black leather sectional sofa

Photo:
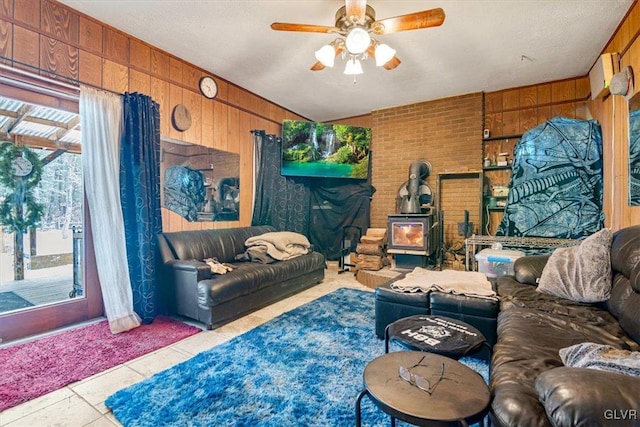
[157,225,326,329]
[491,225,640,427]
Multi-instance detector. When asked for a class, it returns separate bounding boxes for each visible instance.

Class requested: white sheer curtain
[80,86,140,333]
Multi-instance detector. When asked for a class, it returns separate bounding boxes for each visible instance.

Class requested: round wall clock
[199,76,218,99]
[172,104,192,132]
[12,156,33,177]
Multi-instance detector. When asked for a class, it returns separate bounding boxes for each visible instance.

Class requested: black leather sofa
[491,225,640,427]
[157,225,326,329]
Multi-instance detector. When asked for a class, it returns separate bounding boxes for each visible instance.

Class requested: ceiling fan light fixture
[375,43,396,66]
[345,27,371,54]
[344,57,364,75]
[315,44,336,67]
[271,4,446,78]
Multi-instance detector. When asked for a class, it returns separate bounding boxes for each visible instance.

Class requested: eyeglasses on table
[398,355,446,395]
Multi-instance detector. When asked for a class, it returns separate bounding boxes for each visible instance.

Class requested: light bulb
[314,44,335,67]
[345,27,371,55]
[375,43,396,66]
[344,57,363,75]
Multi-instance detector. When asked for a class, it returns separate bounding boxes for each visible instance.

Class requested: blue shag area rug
[106,288,488,426]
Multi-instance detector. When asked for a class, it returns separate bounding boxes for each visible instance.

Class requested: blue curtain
[120,93,162,323]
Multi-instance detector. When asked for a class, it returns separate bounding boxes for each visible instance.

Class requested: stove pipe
[400,160,430,214]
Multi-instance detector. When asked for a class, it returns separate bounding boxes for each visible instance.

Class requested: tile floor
[0,262,371,427]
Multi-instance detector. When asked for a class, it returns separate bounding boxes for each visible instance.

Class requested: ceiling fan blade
[383,56,402,70]
[345,0,367,24]
[372,8,445,35]
[271,22,339,33]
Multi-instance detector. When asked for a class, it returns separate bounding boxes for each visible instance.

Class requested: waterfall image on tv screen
[281,119,371,179]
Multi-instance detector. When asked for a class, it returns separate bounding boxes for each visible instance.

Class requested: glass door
[0,93,102,344]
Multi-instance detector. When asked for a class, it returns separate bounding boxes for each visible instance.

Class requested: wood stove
[387,214,435,269]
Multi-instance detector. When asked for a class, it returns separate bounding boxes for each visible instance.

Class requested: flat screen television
[281,119,371,179]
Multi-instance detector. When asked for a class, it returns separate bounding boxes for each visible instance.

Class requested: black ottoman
[375,281,429,339]
[430,292,499,346]
[374,282,499,347]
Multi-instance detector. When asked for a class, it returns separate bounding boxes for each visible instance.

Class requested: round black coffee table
[355,351,489,427]
[385,315,490,359]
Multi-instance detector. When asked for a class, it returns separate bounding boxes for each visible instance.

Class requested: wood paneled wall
[0,0,306,231]
[484,77,591,137]
[591,0,640,228]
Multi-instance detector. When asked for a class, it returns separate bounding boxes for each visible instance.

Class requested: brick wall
[370,93,483,245]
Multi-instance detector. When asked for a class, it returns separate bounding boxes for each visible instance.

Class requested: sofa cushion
[513,254,550,285]
[537,228,613,303]
[559,342,640,376]
[497,279,636,347]
[535,367,640,427]
[198,251,325,306]
[497,276,605,321]
[610,225,640,291]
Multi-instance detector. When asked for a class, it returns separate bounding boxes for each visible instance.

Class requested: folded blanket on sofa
[391,267,497,300]
[244,231,311,261]
[234,246,277,264]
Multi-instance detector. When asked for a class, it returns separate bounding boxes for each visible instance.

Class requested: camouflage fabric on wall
[496,117,604,239]
[163,166,206,222]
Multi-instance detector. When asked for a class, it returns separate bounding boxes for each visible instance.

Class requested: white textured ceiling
[59,0,632,122]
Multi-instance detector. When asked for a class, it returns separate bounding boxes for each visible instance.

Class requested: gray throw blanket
[560,342,640,377]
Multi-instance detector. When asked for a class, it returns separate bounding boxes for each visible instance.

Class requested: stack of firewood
[354,228,388,271]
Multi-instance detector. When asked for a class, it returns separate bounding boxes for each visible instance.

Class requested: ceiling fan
[270,0,445,75]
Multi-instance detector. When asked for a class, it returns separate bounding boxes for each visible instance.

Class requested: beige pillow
[537,228,612,303]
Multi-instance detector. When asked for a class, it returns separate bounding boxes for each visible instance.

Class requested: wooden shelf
[483,134,523,141]
[481,136,521,235]
[437,171,482,178]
